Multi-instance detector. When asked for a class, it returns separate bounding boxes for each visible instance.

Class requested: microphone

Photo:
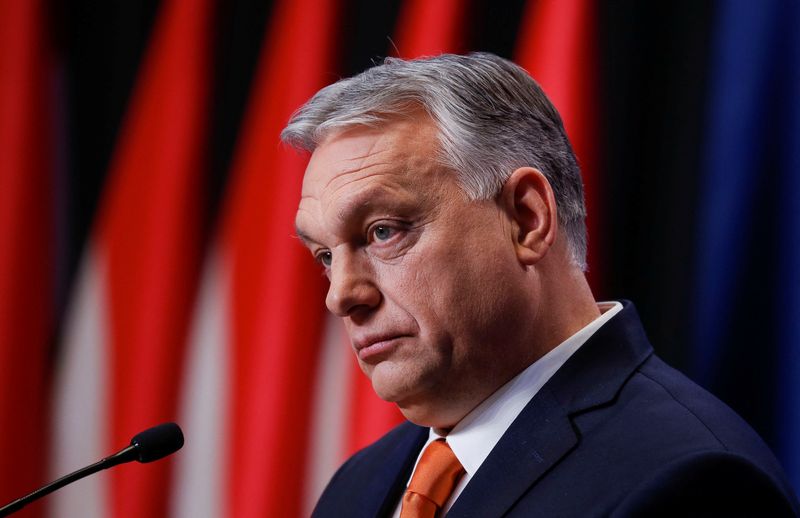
[0,422,184,517]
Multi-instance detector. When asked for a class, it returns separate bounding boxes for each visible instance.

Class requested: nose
[325,250,381,317]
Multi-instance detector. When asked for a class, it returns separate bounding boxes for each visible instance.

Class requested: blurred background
[1,0,798,516]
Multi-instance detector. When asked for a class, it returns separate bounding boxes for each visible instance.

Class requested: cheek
[396,236,517,337]
[453,246,525,335]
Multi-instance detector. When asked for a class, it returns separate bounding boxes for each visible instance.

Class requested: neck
[530,263,600,358]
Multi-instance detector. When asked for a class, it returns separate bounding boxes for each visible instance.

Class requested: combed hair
[281,52,587,270]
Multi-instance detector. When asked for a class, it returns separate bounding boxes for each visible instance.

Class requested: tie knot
[407,439,465,508]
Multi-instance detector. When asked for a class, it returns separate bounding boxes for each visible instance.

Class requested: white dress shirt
[391,301,623,517]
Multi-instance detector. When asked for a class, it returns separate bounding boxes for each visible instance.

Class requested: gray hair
[281,52,587,270]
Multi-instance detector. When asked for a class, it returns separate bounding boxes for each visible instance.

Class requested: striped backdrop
[0,1,797,516]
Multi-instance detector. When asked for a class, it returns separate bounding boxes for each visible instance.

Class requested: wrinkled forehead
[299,117,441,199]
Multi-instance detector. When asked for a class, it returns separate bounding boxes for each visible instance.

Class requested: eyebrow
[293,226,317,246]
[292,196,372,248]
[294,182,418,247]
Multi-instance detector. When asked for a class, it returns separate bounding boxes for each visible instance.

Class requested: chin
[371,379,455,428]
[395,400,459,430]
[369,359,432,397]
[369,374,409,403]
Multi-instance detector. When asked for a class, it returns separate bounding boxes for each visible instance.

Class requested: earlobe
[501,167,558,265]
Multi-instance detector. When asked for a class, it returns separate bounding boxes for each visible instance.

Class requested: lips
[353,334,410,362]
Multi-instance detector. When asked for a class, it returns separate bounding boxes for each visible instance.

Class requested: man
[283,53,799,517]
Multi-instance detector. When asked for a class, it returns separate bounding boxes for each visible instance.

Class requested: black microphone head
[129,422,184,463]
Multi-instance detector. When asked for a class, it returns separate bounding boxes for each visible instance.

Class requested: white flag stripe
[171,248,230,518]
[49,247,109,518]
[302,312,352,516]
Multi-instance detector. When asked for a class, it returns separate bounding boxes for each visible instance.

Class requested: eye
[316,250,332,268]
[371,225,396,242]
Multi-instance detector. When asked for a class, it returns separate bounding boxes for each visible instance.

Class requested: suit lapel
[448,301,654,517]
[447,387,577,517]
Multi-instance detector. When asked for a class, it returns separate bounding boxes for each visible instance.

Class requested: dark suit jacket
[312,301,800,517]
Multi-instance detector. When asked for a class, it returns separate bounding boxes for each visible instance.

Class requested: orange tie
[400,439,466,518]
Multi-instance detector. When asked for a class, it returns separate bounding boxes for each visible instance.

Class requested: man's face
[295,117,534,426]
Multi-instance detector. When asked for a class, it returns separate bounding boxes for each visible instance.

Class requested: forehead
[300,117,441,200]
[295,117,456,235]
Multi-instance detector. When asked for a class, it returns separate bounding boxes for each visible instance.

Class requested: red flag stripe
[218,0,337,515]
[0,0,54,512]
[393,0,468,58]
[516,0,603,291]
[89,0,212,514]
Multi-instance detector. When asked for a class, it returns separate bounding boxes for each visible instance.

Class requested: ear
[499,167,558,265]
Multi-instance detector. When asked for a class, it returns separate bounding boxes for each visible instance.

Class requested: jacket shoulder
[636,355,785,467]
[529,353,800,516]
[602,354,800,514]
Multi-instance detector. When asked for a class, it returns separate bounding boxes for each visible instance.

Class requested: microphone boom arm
[0,422,183,516]
[0,445,136,516]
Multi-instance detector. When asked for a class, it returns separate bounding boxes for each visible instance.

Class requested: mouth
[353,334,410,363]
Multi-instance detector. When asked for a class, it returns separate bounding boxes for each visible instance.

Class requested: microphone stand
[0,445,138,516]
